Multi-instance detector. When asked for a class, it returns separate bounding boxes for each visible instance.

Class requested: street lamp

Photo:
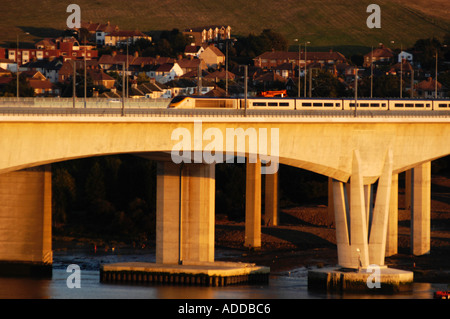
[16,32,30,99]
[304,41,310,98]
[294,39,301,97]
[391,40,403,98]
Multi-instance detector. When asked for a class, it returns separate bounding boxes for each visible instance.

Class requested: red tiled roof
[417,78,443,91]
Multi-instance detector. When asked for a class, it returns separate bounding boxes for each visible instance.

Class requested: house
[416,77,447,98]
[103,30,151,47]
[398,51,413,64]
[183,26,231,46]
[88,69,116,89]
[363,44,394,67]
[203,69,236,82]
[139,81,171,99]
[176,57,207,74]
[57,60,99,83]
[274,63,296,79]
[184,45,205,58]
[199,45,225,69]
[144,63,183,84]
[21,58,64,83]
[0,58,17,73]
[165,78,214,96]
[98,52,135,71]
[253,50,346,69]
[28,79,58,96]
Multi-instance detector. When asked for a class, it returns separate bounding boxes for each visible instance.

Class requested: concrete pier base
[308,267,413,292]
[0,165,52,277]
[100,261,270,286]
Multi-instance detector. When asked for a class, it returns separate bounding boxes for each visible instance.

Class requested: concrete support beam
[368,150,393,266]
[327,177,335,227]
[0,166,52,273]
[411,162,431,256]
[349,151,370,268]
[245,159,261,249]
[385,174,398,257]
[264,170,278,226]
[156,161,215,264]
[332,179,351,267]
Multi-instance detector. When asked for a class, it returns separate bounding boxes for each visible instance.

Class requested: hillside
[2,0,449,53]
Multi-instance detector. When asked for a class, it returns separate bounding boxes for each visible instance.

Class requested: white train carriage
[246,98,295,110]
[388,99,433,111]
[342,99,388,111]
[433,100,450,111]
[295,98,343,110]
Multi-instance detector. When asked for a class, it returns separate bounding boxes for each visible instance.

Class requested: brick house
[253,50,346,69]
[363,45,394,67]
[199,45,225,69]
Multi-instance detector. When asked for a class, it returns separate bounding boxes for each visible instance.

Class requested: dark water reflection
[0,248,447,299]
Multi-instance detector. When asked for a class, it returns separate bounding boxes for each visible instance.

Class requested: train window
[415,103,424,108]
[313,103,323,107]
[279,102,290,107]
[360,103,369,107]
[268,102,278,107]
[395,103,404,107]
[253,102,267,106]
[349,103,355,107]
[439,103,448,108]
[405,103,414,108]
[302,103,312,107]
[370,103,379,107]
[336,103,340,107]
[382,103,386,107]
[324,103,333,107]
[426,104,431,108]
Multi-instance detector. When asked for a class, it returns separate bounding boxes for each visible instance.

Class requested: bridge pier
[385,174,399,257]
[410,162,431,256]
[310,150,413,291]
[0,165,52,277]
[156,161,215,264]
[101,159,270,285]
[264,169,279,226]
[245,159,262,249]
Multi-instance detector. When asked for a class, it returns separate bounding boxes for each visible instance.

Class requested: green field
[2,0,449,54]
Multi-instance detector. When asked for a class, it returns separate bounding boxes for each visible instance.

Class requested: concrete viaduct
[0,108,449,278]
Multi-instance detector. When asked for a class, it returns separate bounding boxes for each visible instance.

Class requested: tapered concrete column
[368,150,393,266]
[265,170,278,226]
[385,174,398,257]
[364,184,374,231]
[411,162,431,256]
[156,161,215,264]
[349,151,370,268]
[327,177,335,227]
[245,159,261,249]
[0,165,52,276]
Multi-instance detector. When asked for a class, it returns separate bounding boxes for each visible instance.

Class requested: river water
[0,246,447,300]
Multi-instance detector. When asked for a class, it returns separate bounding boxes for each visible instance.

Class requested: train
[168,95,450,111]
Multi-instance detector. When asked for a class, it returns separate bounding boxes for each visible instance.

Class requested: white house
[145,63,184,84]
[398,51,413,64]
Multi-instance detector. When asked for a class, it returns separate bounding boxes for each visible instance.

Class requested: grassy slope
[2,0,449,54]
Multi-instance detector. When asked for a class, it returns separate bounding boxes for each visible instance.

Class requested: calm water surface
[0,247,447,299]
